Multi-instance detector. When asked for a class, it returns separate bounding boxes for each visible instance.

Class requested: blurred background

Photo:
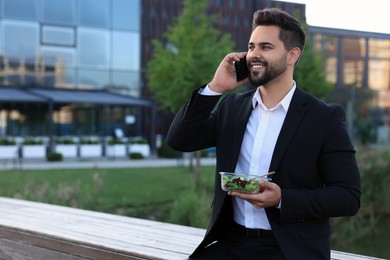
[0,0,389,259]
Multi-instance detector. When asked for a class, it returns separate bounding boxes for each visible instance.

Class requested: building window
[343,59,363,87]
[42,0,76,25]
[78,69,109,89]
[79,0,110,28]
[2,20,38,63]
[41,25,76,47]
[342,37,366,57]
[3,0,37,21]
[369,39,390,59]
[112,31,140,70]
[324,35,338,54]
[369,59,390,90]
[112,70,141,97]
[112,0,140,31]
[325,56,337,84]
[78,28,110,68]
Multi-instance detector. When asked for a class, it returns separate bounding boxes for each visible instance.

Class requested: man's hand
[228,180,281,208]
[208,52,249,93]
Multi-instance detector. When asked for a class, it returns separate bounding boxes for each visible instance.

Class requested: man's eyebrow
[248,41,274,46]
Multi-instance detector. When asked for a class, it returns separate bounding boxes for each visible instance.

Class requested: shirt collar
[252,81,296,111]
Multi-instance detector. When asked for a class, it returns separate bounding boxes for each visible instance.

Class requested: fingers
[228,181,281,208]
[225,52,247,64]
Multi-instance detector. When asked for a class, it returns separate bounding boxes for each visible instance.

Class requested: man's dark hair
[252,8,306,54]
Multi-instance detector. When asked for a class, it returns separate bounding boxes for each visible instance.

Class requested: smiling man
[167,8,361,260]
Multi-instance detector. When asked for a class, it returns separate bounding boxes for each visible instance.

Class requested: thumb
[259,179,274,192]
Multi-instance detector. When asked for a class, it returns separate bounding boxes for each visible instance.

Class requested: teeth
[252,65,264,69]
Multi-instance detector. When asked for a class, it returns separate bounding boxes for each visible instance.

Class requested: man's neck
[259,79,294,109]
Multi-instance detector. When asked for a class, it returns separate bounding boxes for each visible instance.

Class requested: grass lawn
[0,166,215,219]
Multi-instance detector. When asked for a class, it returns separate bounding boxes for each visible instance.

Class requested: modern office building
[308,26,390,142]
[0,0,389,155]
[0,0,150,145]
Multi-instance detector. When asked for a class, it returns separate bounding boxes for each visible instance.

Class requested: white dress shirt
[201,83,296,229]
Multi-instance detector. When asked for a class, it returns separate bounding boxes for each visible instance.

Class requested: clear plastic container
[220,172,271,194]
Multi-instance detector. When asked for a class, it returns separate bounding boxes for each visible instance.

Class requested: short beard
[248,55,288,87]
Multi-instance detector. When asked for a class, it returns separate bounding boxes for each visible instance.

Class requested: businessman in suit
[167,8,361,260]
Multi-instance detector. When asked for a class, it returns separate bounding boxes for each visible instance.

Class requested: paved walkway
[1,157,217,170]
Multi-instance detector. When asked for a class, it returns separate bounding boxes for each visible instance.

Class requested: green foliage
[0,166,212,215]
[80,139,99,144]
[146,0,234,112]
[130,138,148,144]
[23,139,43,145]
[168,173,214,228]
[0,138,16,145]
[293,16,333,99]
[157,141,181,158]
[331,146,390,247]
[46,152,63,162]
[56,138,76,144]
[129,152,144,159]
[168,184,212,228]
[108,139,125,145]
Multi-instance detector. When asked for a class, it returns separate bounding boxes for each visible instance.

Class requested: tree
[146,0,234,188]
[294,18,333,100]
[146,0,234,112]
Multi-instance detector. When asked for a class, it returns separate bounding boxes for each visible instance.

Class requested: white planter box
[80,144,102,157]
[23,145,46,159]
[129,144,150,157]
[0,146,19,159]
[107,144,127,157]
[55,144,78,158]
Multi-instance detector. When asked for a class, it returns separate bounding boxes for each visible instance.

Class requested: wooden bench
[0,197,383,259]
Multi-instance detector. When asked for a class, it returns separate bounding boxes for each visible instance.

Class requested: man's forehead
[249,26,280,44]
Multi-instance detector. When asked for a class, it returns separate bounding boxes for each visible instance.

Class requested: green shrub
[108,139,125,145]
[80,139,99,144]
[331,146,390,246]
[130,138,148,144]
[157,141,181,158]
[129,152,144,159]
[0,138,16,145]
[167,184,212,228]
[56,138,75,144]
[46,152,63,162]
[23,139,43,145]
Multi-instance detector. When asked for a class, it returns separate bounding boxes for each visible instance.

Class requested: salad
[221,174,262,193]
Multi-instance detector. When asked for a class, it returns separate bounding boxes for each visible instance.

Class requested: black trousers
[190,223,286,260]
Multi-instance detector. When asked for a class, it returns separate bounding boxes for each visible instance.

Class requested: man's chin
[248,76,265,88]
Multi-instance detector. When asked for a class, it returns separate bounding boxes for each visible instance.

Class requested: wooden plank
[331,250,384,260]
[0,236,86,260]
[0,197,201,259]
[0,197,385,260]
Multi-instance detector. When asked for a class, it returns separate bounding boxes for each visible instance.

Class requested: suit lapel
[229,93,255,171]
[269,88,308,172]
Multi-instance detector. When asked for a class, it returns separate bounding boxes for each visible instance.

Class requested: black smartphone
[234,56,249,82]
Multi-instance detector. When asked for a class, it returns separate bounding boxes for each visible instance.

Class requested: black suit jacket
[167,86,361,259]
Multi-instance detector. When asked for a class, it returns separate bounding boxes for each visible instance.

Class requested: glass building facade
[309,27,390,143]
[0,0,141,93]
[0,0,145,138]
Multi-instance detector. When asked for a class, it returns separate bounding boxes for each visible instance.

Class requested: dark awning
[0,87,46,103]
[0,86,151,107]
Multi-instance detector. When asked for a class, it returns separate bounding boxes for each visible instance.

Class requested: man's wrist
[201,84,222,96]
[208,82,223,94]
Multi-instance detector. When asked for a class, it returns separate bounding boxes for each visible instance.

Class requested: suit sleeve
[167,87,221,152]
[279,105,361,223]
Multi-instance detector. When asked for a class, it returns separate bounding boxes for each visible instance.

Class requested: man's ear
[288,47,301,65]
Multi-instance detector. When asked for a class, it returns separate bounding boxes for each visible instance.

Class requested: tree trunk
[188,151,194,171]
[194,150,201,189]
